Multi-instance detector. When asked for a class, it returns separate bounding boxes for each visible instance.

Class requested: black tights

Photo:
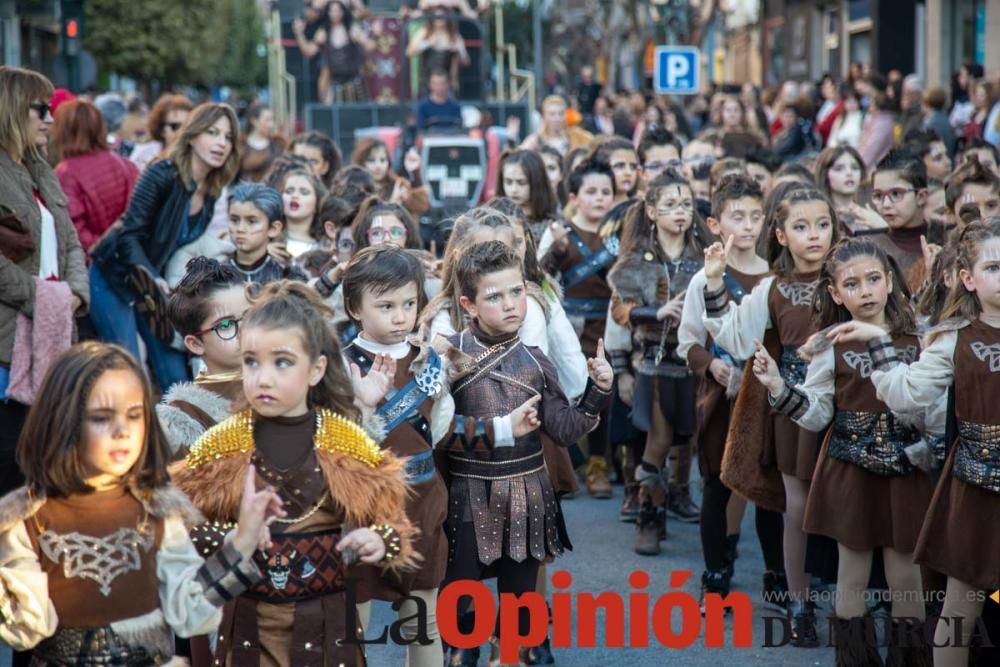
[700,474,784,573]
[442,522,543,639]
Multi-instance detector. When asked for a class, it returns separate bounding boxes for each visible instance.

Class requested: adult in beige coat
[0,66,89,495]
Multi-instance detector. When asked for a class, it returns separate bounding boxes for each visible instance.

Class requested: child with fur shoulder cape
[171,281,417,666]
[0,342,283,664]
[157,257,250,460]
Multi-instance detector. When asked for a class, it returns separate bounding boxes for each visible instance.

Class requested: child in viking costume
[756,238,939,666]
[341,245,454,667]
[0,342,282,665]
[609,169,711,556]
[825,219,1000,667]
[539,157,619,498]
[157,257,249,460]
[172,281,417,667]
[441,241,613,666]
[702,186,839,646]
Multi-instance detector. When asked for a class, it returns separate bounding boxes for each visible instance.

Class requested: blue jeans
[88,264,189,392]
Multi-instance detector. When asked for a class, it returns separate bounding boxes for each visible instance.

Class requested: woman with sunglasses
[0,66,90,496]
[90,103,241,394]
[129,93,194,173]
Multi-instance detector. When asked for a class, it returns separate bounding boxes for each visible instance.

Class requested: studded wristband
[370,523,402,562]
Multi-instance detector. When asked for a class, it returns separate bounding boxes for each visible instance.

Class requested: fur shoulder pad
[185,409,384,470]
[608,251,661,306]
[315,409,385,468]
[139,485,204,529]
[925,317,970,337]
[184,410,255,469]
[798,328,834,362]
[527,281,552,322]
[0,487,45,534]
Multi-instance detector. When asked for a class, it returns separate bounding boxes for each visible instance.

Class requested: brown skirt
[772,412,820,481]
[361,474,449,599]
[914,445,1000,592]
[803,432,934,552]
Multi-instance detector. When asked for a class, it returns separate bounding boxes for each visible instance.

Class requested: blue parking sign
[654,47,700,95]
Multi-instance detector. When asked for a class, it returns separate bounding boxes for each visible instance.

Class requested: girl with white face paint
[703,186,839,647]
[823,220,1000,667]
[0,342,284,663]
[608,170,713,555]
[754,238,938,665]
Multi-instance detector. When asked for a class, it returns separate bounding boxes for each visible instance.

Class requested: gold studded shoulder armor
[185,409,384,469]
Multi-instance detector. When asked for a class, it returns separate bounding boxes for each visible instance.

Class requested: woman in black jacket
[90,103,240,392]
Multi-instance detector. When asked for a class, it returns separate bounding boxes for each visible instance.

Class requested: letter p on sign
[654,47,700,96]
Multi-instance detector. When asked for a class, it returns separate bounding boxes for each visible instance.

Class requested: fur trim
[527,282,552,322]
[925,317,970,337]
[434,333,474,384]
[139,484,204,529]
[797,329,834,362]
[608,251,662,307]
[0,487,44,533]
[170,413,421,573]
[156,403,205,457]
[316,448,421,573]
[109,609,175,659]
[362,411,388,443]
[156,381,235,456]
[169,454,248,523]
[720,357,786,513]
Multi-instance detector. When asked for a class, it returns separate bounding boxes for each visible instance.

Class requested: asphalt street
[365,479,838,666]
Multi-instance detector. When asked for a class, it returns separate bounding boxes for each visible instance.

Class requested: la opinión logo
[344,569,754,663]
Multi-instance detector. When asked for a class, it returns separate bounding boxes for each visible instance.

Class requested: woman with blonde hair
[0,65,89,495]
[521,95,594,156]
[90,103,241,392]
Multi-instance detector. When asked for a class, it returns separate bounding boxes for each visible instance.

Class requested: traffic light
[61,0,83,56]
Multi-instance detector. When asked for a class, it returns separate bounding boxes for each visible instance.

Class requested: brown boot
[634,486,663,555]
[830,616,883,666]
[585,456,612,499]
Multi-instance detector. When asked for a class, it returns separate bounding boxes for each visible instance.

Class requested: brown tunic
[217,412,366,667]
[346,343,449,596]
[915,320,1000,591]
[542,221,612,357]
[24,487,165,629]
[690,267,767,477]
[803,337,934,552]
[767,272,822,481]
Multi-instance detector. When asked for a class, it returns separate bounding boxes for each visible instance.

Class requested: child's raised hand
[703,235,734,282]
[509,394,542,438]
[267,240,292,267]
[337,527,386,563]
[920,235,942,272]
[825,321,888,345]
[350,353,398,410]
[404,147,422,174]
[549,222,570,252]
[233,465,286,559]
[751,340,784,397]
[587,338,614,391]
